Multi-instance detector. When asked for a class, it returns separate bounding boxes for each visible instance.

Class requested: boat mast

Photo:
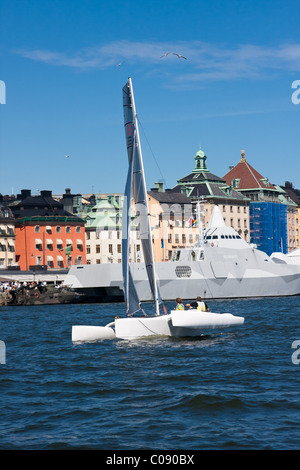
[127,78,160,316]
[196,198,206,251]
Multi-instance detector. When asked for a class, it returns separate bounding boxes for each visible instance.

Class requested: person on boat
[175,297,185,310]
[186,296,209,311]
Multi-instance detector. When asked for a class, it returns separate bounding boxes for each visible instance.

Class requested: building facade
[84,194,142,264]
[280,182,300,251]
[147,187,198,262]
[10,190,86,271]
[0,199,16,269]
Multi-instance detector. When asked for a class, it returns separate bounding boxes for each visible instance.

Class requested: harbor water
[0,296,300,450]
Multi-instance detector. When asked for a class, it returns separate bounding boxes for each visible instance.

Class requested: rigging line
[136,115,168,189]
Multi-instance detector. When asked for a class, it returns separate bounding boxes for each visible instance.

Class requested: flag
[65,245,72,255]
[161,238,164,248]
[189,216,196,227]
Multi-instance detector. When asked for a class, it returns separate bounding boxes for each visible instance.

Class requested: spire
[240,149,246,163]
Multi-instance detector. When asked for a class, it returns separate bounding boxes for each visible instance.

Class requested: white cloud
[14,40,300,82]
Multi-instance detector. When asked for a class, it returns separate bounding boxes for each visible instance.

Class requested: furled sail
[122,77,161,316]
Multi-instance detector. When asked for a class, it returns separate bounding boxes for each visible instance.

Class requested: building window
[109,244,113,254]
[76,226,81,233]
[117,244,121,253]
[86,246,91,254]
[56,226,61,233]
[56,240,63,250]
[66,226,71,233]
[96,245,100,253]
[35,226,40,233]
[46,240,53,250]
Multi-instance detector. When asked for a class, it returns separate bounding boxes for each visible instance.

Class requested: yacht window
[221,235,225,239]
[212,235,218,239]
[206,235,211,239]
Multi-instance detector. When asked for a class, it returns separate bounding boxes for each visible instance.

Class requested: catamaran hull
[72,310,244,342]
[72,324,116,342]
[114,310,244,339]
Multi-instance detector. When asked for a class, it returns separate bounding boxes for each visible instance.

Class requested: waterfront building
[0,197,16,269]
[280,182,300,250]
[148,184,198,262]
[172,147,250,241]
[274,185,298,252]
[223,150,291,255]
[10,190,86,271]
[84,194,142,264]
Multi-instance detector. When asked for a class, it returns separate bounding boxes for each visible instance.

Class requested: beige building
[84,195,142,264]
[148,189,199,262]
[0,203,16,268]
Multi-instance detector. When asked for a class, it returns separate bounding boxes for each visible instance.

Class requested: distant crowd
[0,280,48,293]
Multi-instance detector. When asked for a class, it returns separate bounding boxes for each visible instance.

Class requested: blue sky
[1,0,300,197]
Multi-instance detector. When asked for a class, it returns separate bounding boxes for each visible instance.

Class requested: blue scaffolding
[250,202,287,256]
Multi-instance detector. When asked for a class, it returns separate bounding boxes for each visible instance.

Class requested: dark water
[0,296,300,450]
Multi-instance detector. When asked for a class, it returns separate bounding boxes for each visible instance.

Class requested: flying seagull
[65,155,70,158]
[116,61,125,67]
[160,52,172,58]
[173,53,187,59]
[160,52,187,60]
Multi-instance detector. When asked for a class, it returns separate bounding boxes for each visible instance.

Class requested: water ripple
[0,297,300,449]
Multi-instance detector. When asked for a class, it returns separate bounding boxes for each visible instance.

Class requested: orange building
[11,190,86,271]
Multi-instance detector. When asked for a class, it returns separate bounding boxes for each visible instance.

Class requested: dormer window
[232,178,240,189]
[261,178,269,187]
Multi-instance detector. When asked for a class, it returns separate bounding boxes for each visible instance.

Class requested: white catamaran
[72,78,244,341]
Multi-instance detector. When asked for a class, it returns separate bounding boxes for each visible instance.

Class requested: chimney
[40,190,52,198]
[21,189,31,200]
[155,182,164,192]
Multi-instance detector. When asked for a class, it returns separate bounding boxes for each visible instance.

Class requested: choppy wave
[0,297,300,449]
